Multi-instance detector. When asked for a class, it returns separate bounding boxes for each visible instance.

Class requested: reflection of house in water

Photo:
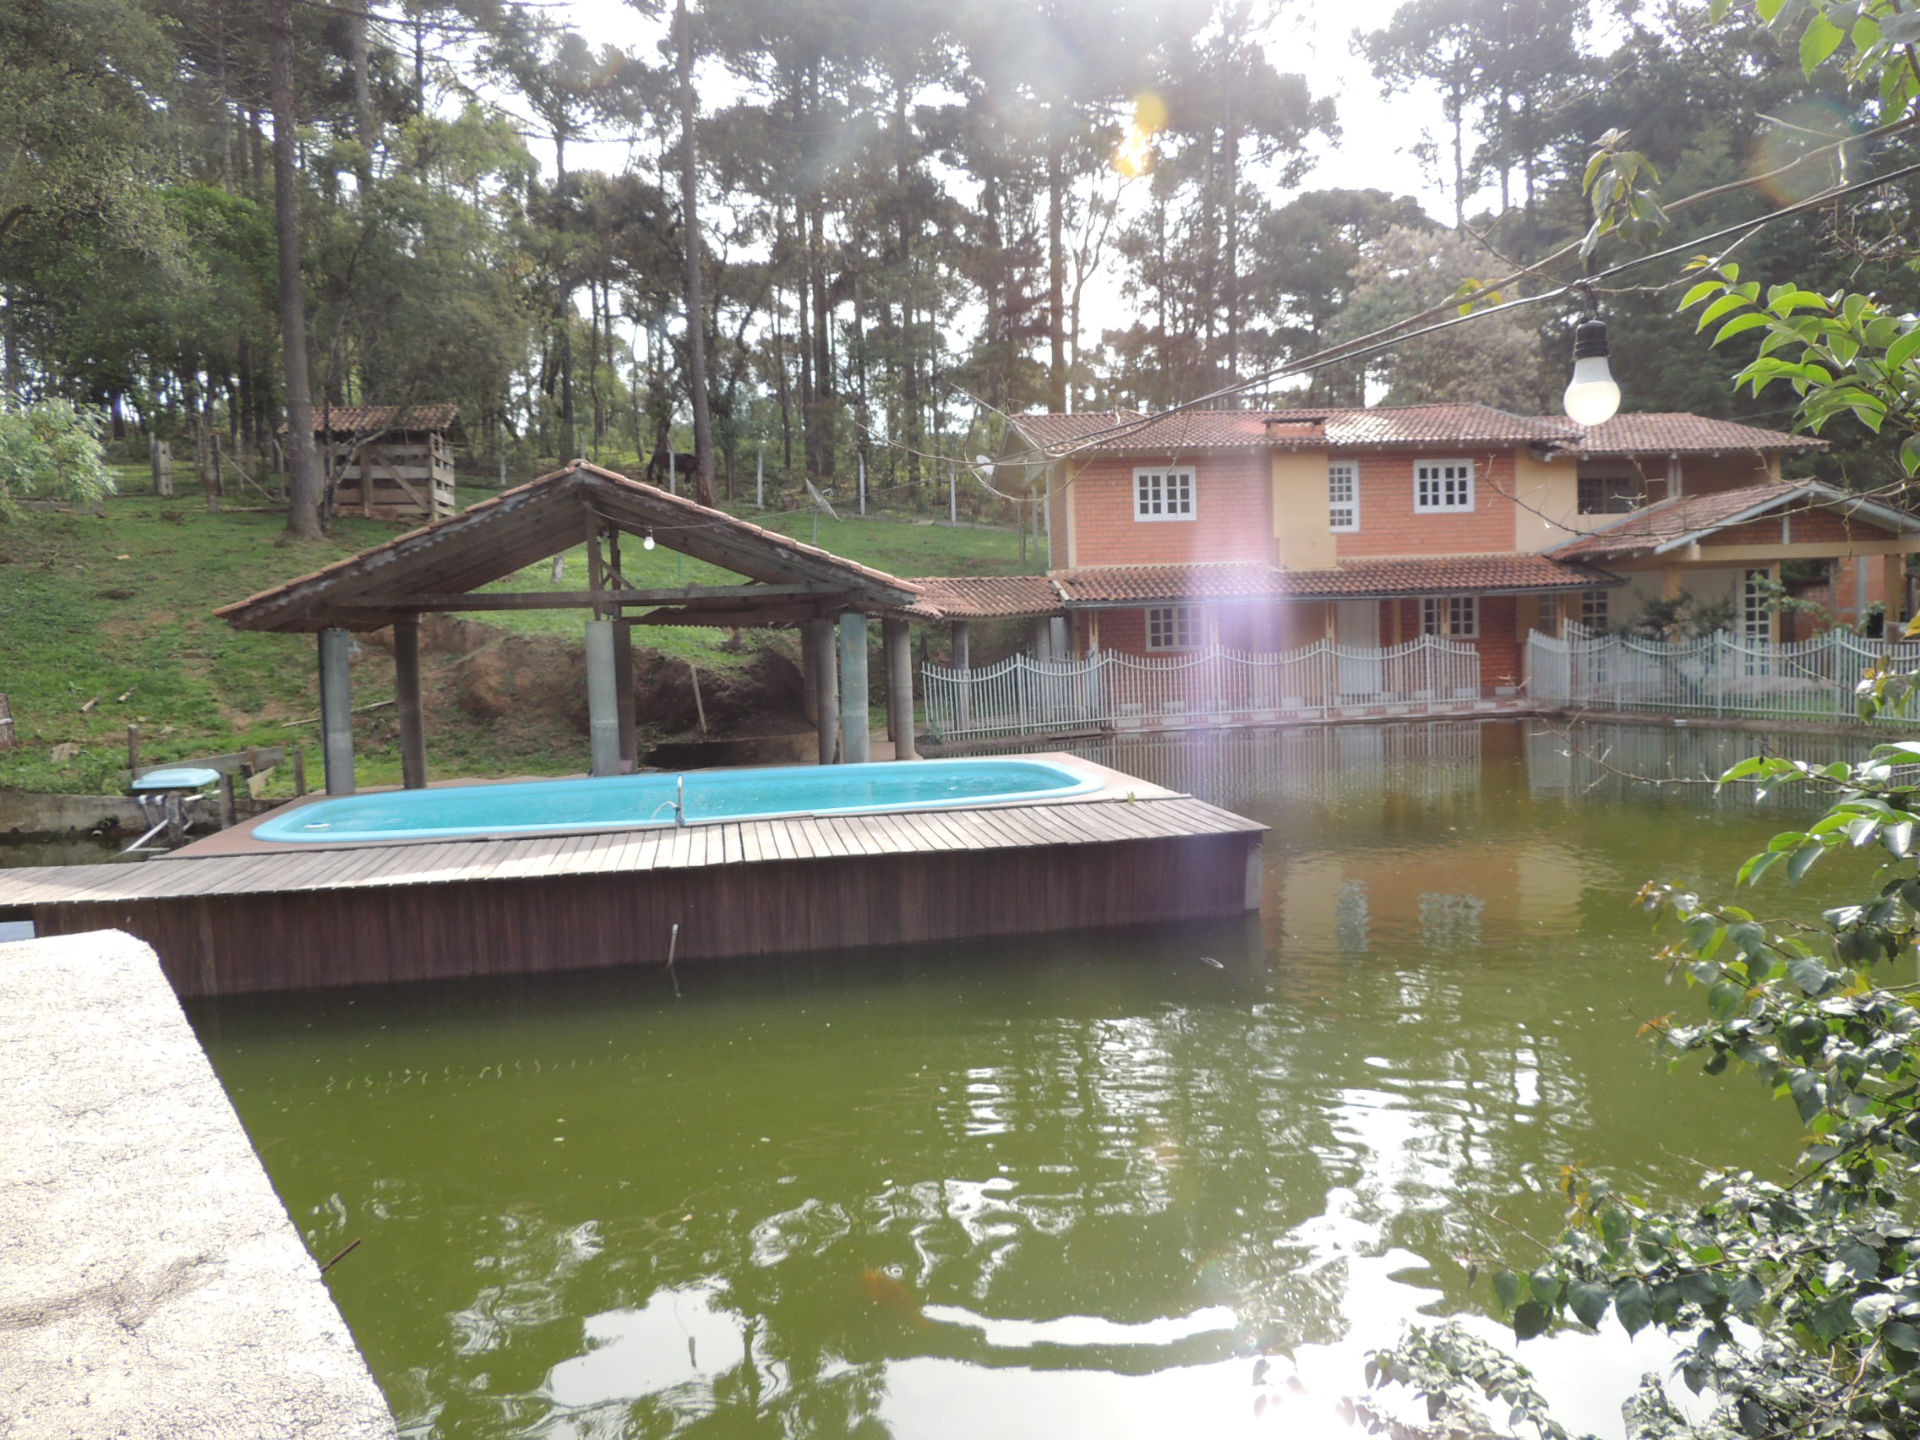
[1279,837,1588,964]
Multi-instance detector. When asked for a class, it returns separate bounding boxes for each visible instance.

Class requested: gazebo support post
[809,618,840,764]
[839,613,870,763]
[318,627,356,795]
[393,615,427,790]
[952,620,971,734]
[613,619,636,771]
[585,619,621,776]
[883,617,916,760]
[799,623,821,727]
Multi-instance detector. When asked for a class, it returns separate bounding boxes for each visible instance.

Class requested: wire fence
[921,637,1484,740]
[1527,624,1920,725]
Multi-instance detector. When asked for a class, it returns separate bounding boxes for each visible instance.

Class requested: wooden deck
[0,786,1265,998]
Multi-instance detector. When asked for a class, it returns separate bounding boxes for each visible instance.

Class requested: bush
[0,399,116,511]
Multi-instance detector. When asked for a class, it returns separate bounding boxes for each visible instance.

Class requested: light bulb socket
[1571,317,1610,361]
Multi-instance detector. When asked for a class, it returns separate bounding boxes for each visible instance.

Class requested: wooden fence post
[0,693,14,751]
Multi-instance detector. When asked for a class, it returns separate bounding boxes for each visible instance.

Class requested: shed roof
[297,404,459,435]
[217,461,920,633]
[1550,479,1920,561]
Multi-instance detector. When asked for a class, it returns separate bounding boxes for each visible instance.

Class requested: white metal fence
[921,637,1484,740]
[1527,625,1920,724]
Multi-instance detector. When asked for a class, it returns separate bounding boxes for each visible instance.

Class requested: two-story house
[917,404,1920,695]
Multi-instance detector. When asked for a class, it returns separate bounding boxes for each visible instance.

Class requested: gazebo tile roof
[908,575,1063,619]
[217,461,919,632]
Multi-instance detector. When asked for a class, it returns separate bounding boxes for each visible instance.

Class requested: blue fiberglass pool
[250,757,1103,844]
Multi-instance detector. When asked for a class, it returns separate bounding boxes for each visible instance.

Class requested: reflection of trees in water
[1526,721,1856,808]
[385,983,1663,1437]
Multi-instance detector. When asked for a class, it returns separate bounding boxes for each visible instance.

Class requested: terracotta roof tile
[1011,404,1817,457]
[909,575,1062,619]
[1055,562,1295,604]
[1289,554,1619,597]
[1563,413,1826,455]
[1042,557,1615,606]
[1550,479,1919,560]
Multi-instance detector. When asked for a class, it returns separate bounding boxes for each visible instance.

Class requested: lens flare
[1753,97,1859,204]
[1113,92,1168,178]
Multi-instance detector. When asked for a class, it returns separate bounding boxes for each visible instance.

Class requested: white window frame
[1328,461,1360,532]
[1414,458,1475,514]
[1580,588,1609,631]
[1145,605,1199,651]
[1421,595,1478,639]
[1133,466,1196,521]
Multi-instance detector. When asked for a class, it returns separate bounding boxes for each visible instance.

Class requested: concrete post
[809,618,839,764]
[317,628,355,796]
[1030,616,1051,661]
[393,615,427,790]
[883,617,916,760]
[585,619,621,777]
[839,613,871,763]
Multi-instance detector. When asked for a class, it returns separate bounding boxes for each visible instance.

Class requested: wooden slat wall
[27,831,1261,997]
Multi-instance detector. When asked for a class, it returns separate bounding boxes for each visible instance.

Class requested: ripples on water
[191,720,1858,1439]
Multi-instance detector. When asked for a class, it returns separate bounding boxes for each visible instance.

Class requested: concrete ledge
[0,930,397,1439]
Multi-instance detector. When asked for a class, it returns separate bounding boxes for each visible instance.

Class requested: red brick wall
[1335,448,1519,558]
[1067,451,1275,568]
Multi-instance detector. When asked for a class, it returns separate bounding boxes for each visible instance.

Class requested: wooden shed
[309,404,459,522]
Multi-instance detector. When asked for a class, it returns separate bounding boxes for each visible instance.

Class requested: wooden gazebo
[216,461,927,794]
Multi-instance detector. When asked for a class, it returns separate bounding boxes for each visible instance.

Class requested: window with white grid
[1414,459,1475,513]
[1421,595,1478,638]
[1134,467,1195,521]
[1581,588,1609,630]
[1146,605,1198,651]
[1328,461,1360,532]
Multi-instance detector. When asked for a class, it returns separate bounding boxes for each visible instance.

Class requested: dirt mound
[360,620,810,756]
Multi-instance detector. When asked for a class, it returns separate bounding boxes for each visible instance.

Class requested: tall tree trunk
[808,192,833,480]
[894,82,921,493]
[555,130,575,461]
[347,0,372,188]
[677,0,716,507]
[272,0,322,539]
[1046,136,1066,411]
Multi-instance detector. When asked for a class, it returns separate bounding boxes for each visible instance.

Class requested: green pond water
[187,720,1880,1440]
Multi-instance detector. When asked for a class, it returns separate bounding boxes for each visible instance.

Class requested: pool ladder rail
[647,774,687,828]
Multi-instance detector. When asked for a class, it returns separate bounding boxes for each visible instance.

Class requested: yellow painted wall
[1271,450,1335,569]
[1511,451,1580,553]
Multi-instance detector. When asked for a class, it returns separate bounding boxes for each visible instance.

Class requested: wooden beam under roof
[371,583,864,612]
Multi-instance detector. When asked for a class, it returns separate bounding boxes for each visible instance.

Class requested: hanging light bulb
[643,528,656,551]
[1563,316,1621,427]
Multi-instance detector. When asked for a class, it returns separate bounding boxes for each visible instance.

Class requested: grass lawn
[0,467,1027,797]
